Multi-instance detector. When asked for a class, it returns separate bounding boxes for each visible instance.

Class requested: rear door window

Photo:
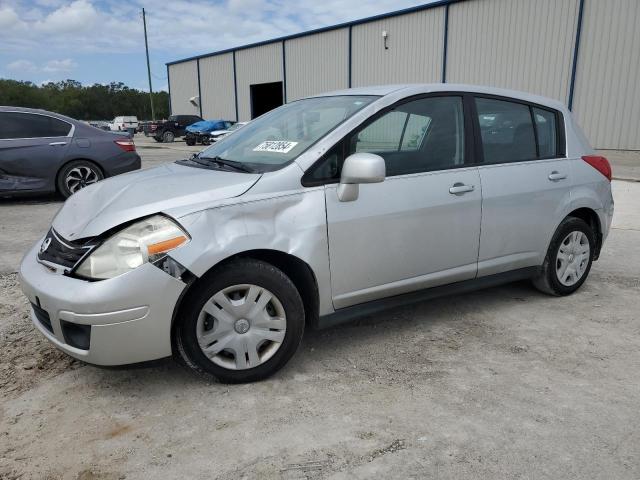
[0,112,71,139]
[475,98,536,163]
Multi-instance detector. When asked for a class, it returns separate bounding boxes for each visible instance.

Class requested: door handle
[548,171,567,181]
[449,183,475,195]
[49,141,67,146]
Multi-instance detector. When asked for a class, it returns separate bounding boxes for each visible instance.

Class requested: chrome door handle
[449,183,475,195]
[49,141,67,146]
[548,171,567,181]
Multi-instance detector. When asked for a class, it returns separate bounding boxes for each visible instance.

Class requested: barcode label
[253,140,298,153]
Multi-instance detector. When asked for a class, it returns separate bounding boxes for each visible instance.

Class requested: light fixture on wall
[189,96,200,107]
[382,30,389,50]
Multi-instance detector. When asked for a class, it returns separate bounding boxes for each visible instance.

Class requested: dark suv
[151,115,203,143]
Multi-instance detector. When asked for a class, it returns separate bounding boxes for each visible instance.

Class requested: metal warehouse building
[167,0,640,151]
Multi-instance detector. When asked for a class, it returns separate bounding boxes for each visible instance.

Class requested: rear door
[473,96,571,276]
[320,95,482,309]
[0,112,72,193]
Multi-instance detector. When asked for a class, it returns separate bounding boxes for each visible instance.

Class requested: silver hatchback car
[19,84,614,383]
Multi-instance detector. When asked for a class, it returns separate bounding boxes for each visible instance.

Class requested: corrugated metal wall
[351,8,445,86]
[168,0,640,151]
[235,43,283,121]
[285,28,349,101]
[168,60,200,116]
[199,53,237,121]
[446,0,580,102]
[572,0,640,150]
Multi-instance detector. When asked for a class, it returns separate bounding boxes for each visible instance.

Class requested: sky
[0,0,432,92]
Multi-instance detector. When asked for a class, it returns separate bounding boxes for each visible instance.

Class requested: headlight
[75,215,189,280]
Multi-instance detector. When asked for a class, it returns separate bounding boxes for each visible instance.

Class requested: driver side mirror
[337,152,385,202]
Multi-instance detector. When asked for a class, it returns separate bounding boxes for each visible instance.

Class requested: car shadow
[0,193,62,206]
[82,280,545,391]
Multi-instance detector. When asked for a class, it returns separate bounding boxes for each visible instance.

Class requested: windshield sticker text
[253,141,299,153]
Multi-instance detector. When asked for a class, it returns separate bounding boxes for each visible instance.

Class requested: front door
[323,95,482,309]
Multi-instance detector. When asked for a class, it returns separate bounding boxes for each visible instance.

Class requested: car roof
[0,105,79,123]
[310,83,567,112]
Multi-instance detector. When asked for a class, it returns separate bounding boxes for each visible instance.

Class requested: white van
[109,116,139,131]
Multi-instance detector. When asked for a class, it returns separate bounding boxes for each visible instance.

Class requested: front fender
[170,188,334,315]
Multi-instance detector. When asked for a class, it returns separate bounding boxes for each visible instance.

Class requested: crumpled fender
[170,187,334,315]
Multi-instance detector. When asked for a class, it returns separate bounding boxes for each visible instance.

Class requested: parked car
[109,116,139,132]
[19,84,613,384]
[150,114,203,143]
[0,107,140,198]
[88,120,111,131]
[206,121,248,143]
[185,119,234,146]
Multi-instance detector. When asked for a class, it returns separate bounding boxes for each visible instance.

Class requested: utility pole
[142,8,155,120]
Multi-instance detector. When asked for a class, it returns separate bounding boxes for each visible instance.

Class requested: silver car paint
[326,167,482,309]
[19,83,613,366]
[52,161,261,239]
[20,242,183,365]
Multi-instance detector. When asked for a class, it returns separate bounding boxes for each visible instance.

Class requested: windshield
[196,95,377,172]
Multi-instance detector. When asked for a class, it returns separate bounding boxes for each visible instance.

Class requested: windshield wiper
[198,155,254,173]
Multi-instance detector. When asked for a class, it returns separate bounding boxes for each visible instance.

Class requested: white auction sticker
[253,140,299,153]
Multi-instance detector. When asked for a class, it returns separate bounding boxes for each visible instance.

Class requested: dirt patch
[0,273,79,399]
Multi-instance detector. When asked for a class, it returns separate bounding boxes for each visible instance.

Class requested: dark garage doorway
[250,82,283,119]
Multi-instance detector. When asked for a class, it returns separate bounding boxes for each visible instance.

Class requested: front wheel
[185,136,196,146]
[174,259,305,383]
[57,160,104,198]
[532,217,595,296]
[162,131,175,143]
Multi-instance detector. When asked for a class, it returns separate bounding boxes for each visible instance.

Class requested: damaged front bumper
[19,241,188,366]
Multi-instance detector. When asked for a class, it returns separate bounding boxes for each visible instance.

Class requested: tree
[0,78,170,120]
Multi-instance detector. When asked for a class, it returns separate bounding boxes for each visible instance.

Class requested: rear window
[0,112,72,139]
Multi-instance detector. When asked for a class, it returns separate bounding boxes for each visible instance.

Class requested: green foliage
[0,78,169,120]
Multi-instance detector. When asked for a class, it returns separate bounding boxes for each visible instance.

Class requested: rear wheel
[162,131,175,143]
[56,160,104,198]
[533,217,595,296]
[174,259,305,383]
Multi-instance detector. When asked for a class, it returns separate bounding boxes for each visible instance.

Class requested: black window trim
[0,110,74,141]
[302,91,477,187]
[469,93,566,167]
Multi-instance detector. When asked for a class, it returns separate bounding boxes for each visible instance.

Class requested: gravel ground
[0,142,639,479]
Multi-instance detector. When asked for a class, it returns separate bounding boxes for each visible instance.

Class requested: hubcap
[196,284,286,370]
[65,166,99,194]
[556,231,590,286]
[234,319,250,334]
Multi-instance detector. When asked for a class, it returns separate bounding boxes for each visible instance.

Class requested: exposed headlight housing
[75,215,189,280]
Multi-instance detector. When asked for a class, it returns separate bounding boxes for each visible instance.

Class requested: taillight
[582,155,612,181]
[115,139,136,152]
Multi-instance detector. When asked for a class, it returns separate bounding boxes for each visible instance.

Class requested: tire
[532,217,595,296]
[185,137,195,146]
[174,259,305,383]
[162,131,175,143]
[56,160,104,198]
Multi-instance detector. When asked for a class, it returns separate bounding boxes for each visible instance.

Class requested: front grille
[37,228,94,271]
[31,302,53,333]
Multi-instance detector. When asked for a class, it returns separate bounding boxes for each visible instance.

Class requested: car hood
[52,162,261,240]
